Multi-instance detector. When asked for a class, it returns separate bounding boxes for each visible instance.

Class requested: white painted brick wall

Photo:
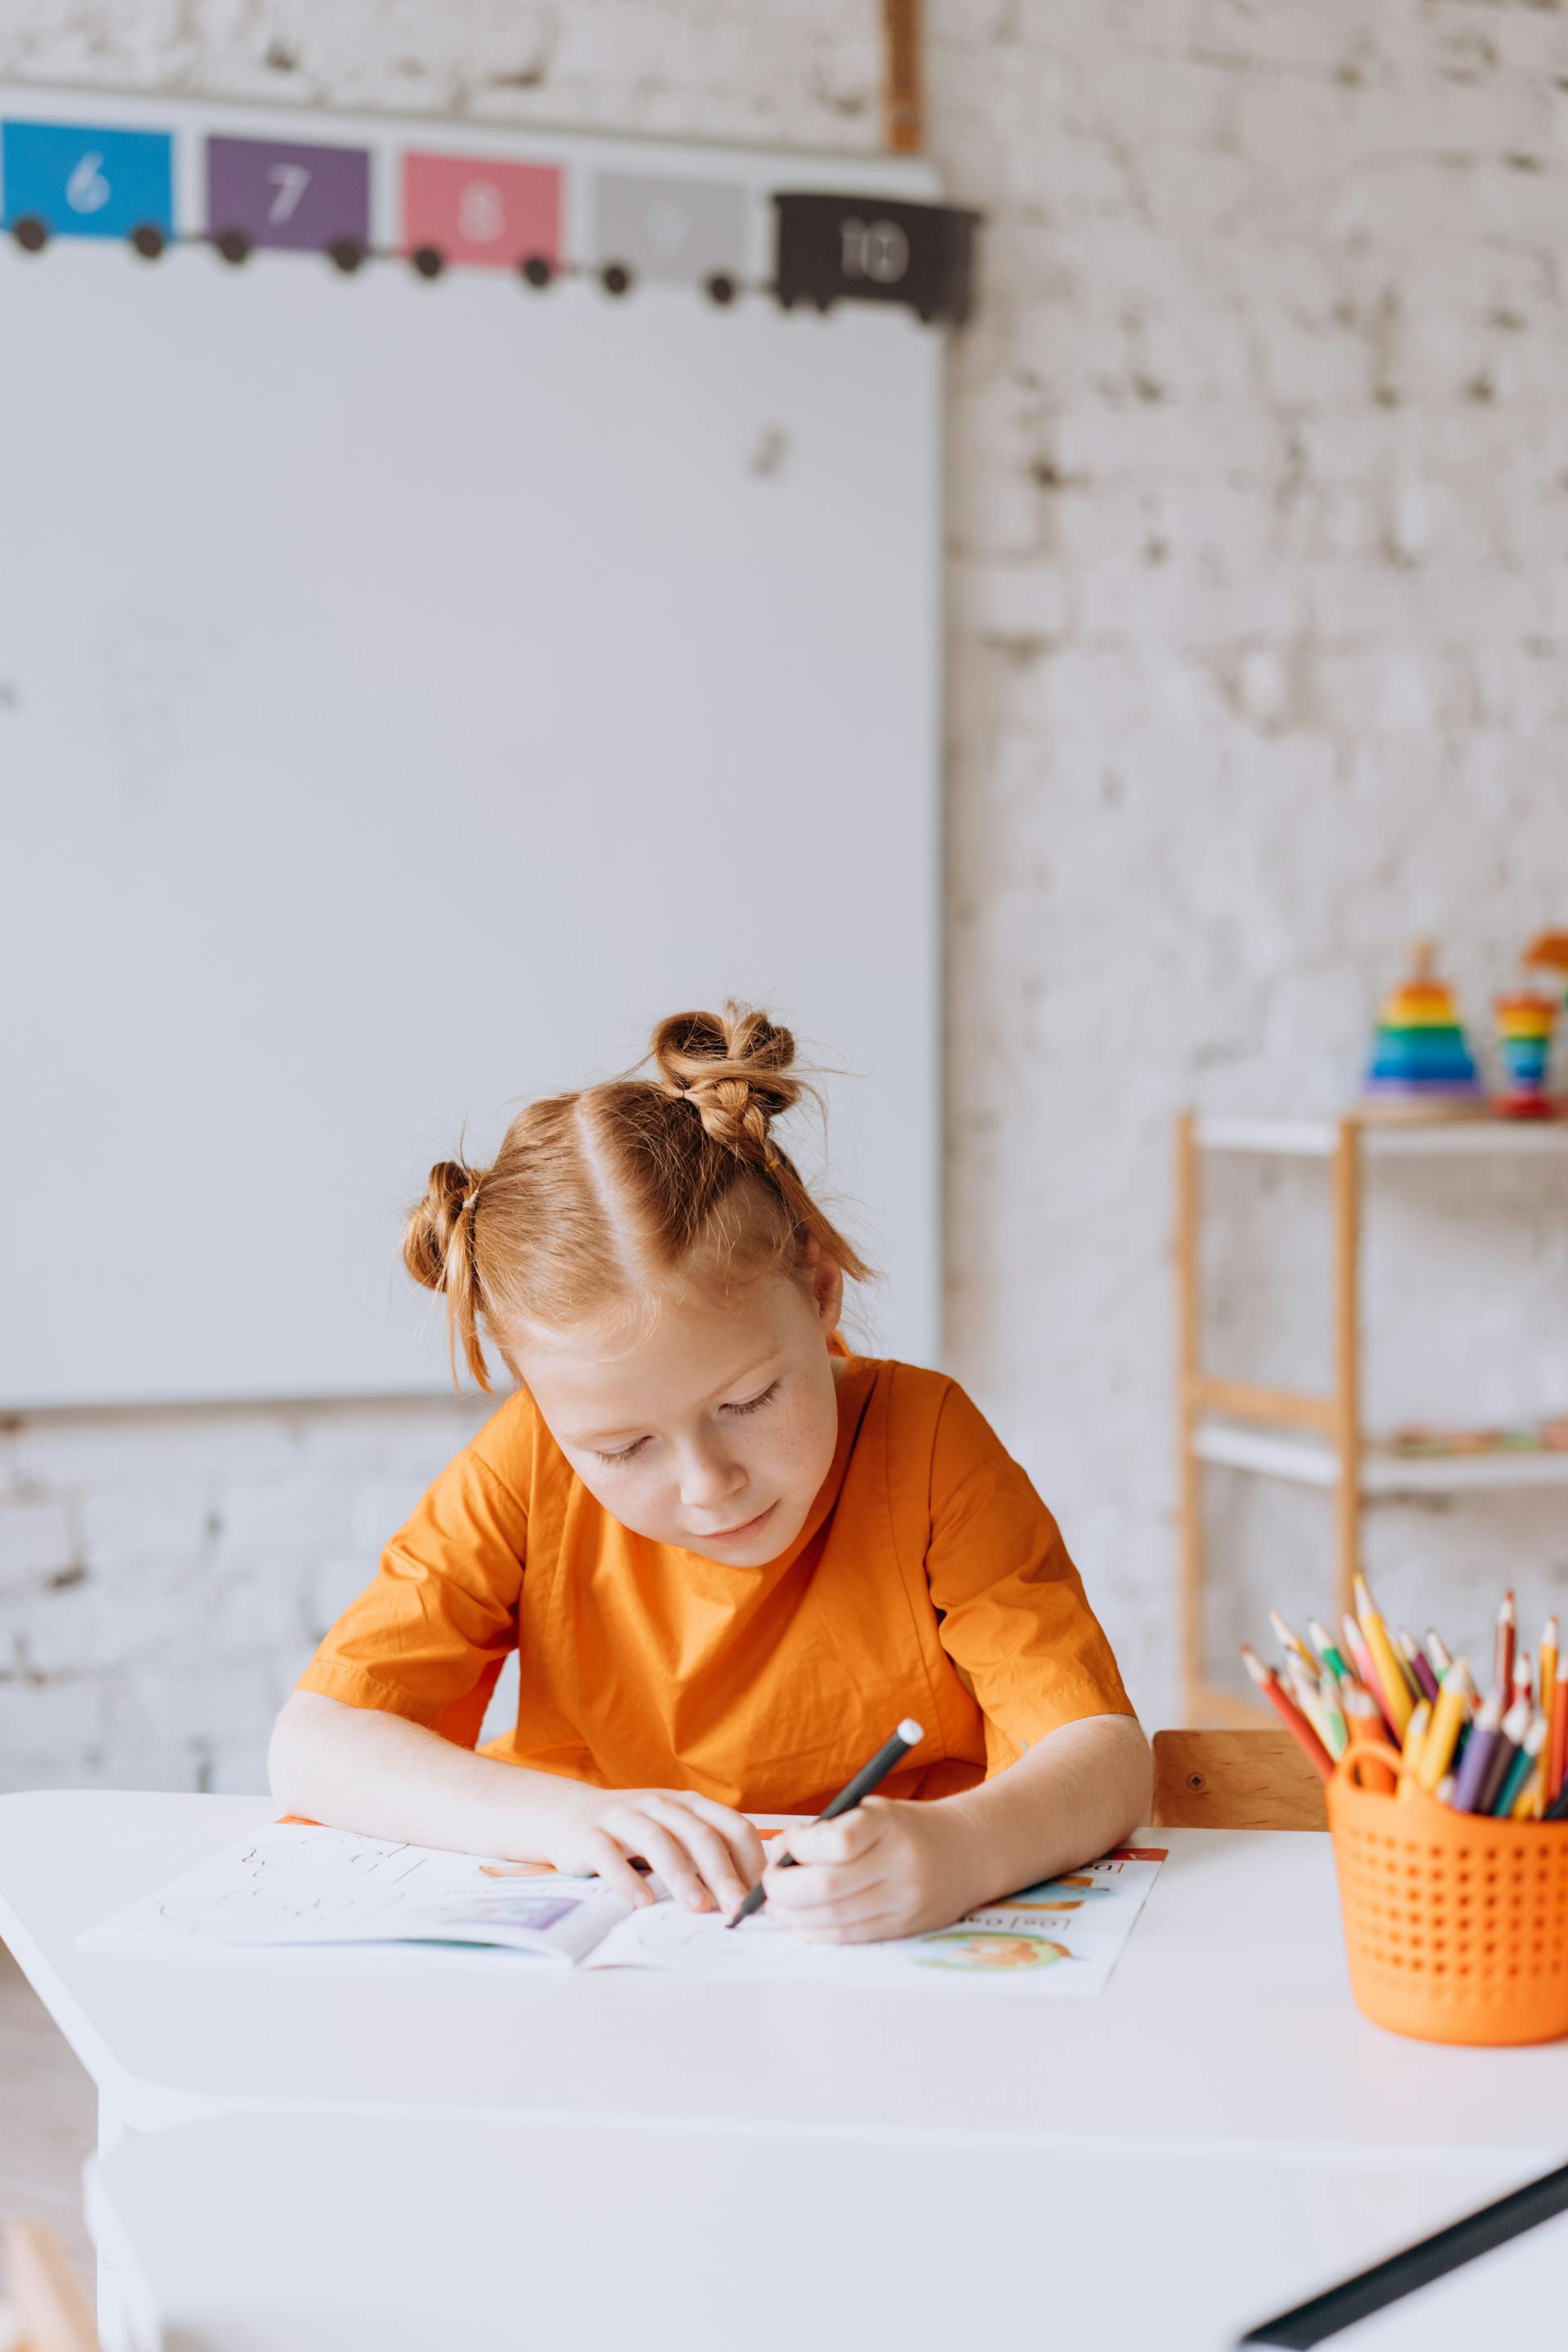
[5,1,1568,1792]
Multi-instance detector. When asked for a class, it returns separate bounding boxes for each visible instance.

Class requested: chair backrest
[1151,1728,1328,1832]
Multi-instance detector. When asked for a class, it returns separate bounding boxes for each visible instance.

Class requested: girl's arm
[760,1712,1152,1944]
[268,1690,764,1914]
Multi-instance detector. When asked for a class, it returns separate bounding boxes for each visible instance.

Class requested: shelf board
[1196,1113,1568,1159]
[1193,1418,1568,1493]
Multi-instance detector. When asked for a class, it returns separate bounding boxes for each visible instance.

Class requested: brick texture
[4,1,1568,1788]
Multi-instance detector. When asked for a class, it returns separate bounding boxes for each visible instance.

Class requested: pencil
[1541,1618,1559,1722]
[1418,1660,1475,1795]
[1308,1619,1354,1689]
[1397,1700,1431,1802]
[1477,1696,1531,1818]
[1495,1715,1548,1820]
[1356,1576,1414,1740]
[725,1718,923,1927]
[1494,1590,1516,1704]
[1426,1629,1454,1682]
[1242,1646,1333,1781]
[1511,1757,1545,1820]
[1286,1656,1343,1760]
[1551,1670,1568,1808]
[1451,1693,1503,1815]
[1512,1649,1533,1722]
[1397,1628,1440,1707]
[1270,1610,1317,1671]
[1342,1614,1399,1740]
[1342,1679,1396,1749]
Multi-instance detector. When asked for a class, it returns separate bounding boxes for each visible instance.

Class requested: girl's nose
[679,1446,746,1512]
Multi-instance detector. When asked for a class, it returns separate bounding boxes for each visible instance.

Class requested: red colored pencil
[1242,1645,1334,1782]
[1494,1590,1516,1704]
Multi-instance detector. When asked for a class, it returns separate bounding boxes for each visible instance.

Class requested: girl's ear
[802,1236,844,1331]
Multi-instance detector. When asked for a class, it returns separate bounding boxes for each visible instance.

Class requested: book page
[78,1820,628,1964]
[584,1846,1166,1993]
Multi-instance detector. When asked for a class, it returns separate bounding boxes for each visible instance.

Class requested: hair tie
[462,1194,479,1213]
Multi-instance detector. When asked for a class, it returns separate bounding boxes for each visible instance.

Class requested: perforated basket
[1326,1740,1568,2046]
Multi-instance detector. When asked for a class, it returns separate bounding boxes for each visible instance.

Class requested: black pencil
[725,1718,924,1927]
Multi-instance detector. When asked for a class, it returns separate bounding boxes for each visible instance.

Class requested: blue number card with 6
[1,118,173,238]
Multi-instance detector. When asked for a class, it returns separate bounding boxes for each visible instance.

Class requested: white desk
[83,2111,1527,2352]
[2,1790,1567,2164]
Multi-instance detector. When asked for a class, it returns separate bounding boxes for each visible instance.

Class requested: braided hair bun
[651,1005,804,1172]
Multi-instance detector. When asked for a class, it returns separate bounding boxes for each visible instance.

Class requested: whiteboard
[0,93,943,1408]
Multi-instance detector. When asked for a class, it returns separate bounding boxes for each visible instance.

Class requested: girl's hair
[402,1004,874,1389]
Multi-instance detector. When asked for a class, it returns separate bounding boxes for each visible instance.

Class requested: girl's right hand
[539,1784,765,1914]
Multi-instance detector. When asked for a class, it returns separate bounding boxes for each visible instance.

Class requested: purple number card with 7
[206,135,371,252]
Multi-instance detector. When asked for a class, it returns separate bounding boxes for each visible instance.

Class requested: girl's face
[511,1251,846,1565]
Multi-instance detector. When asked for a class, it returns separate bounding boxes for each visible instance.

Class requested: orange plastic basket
[1326,1739,1568,2046]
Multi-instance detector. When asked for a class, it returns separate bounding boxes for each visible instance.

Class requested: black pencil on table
[725,1717,924,1927]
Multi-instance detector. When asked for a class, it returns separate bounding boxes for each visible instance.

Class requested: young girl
[270,1007,1149,1943]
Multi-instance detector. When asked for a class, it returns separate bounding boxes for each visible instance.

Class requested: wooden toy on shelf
[1360,941,1486,1121]
[1495,929,1568,1120]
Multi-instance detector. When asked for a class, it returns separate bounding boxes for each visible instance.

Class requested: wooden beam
[882,0,923,152]
[1187,1376,1339,1434]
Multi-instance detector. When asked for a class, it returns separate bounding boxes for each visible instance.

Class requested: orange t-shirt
[296,1354,1135,1815]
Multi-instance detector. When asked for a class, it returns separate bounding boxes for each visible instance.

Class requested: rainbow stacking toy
[1361,942,1486,1120]
[1495,929,1568,1119]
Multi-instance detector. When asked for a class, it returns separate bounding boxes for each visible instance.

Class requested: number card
[401,152,561,270]
[593,173,746,286]
[0,119,173,238]
[205,135,371,253]
[773,193,980,327]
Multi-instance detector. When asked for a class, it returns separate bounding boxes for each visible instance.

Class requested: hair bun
[401,1158,480,1294]
[651,1003,802,1166]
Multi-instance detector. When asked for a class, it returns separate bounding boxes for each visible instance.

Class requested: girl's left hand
[759,1797,980,1944]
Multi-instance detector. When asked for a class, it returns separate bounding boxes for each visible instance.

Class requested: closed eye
[724,1379,781,1418]
[593,1435,651,1465]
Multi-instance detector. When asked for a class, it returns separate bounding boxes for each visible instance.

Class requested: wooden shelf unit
[1177,1111,1568,1725]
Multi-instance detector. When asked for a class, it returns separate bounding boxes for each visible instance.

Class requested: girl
[270,1007,1149,1943]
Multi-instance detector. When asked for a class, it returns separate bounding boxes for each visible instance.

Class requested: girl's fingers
[673,1793,768,1885]
[791,1909,909,1946]
[644,1797,750,1910]
[586,1833,655,1909]
[783,1802,887,1867]
[763,1863,897,1927]
[609,1814,711,1912]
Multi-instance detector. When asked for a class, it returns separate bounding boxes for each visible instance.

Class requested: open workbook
[80,1819,1165,1993]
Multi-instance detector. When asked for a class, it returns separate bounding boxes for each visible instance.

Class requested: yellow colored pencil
[1397,1699,1431,1802]
[1418,1659,1475,1793]
[1355,1575,1414,1740]
[1542,1617,1559,1722]
[1512,1757,1545,1820]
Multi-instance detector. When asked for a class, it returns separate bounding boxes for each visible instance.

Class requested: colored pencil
[1512,1649,1533,1720]
[1342,1679,1396,1749]
[1397,1628,1440,1707]
[1397,1701,1431,1802]
[1308,1619,1354,1689]
[1512,1759,1544,1820]
[1426,1629,1453,1682]
[1418,1660,1475,1794]
[1452,1693,1503,1815]
[1541,1617,1559,1722]
[1271,1610,1317,1672]
[1551,1671,1568,1808]
[1356,1576,1414,1740]
[1494,1590,1516,1703]
[1477,1696,1530,1818]
[1342,1614,1399,1740]
[1496,1716,1548,1820]
[1241,1646,1333,1782]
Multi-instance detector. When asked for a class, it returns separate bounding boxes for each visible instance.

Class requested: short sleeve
[295,1414,529,1749]
[924,1383,1135,1770]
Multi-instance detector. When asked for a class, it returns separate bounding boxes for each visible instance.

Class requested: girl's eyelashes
[594,1435,652,1465]
[590,1379,781,1464]
[724,1378,781,1419]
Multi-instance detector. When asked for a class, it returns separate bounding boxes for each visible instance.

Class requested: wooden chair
[1151,1728,1328,1832]
[0,2221,100,2352]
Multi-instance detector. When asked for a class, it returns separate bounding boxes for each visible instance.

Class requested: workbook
[80,1820,1165,1993]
